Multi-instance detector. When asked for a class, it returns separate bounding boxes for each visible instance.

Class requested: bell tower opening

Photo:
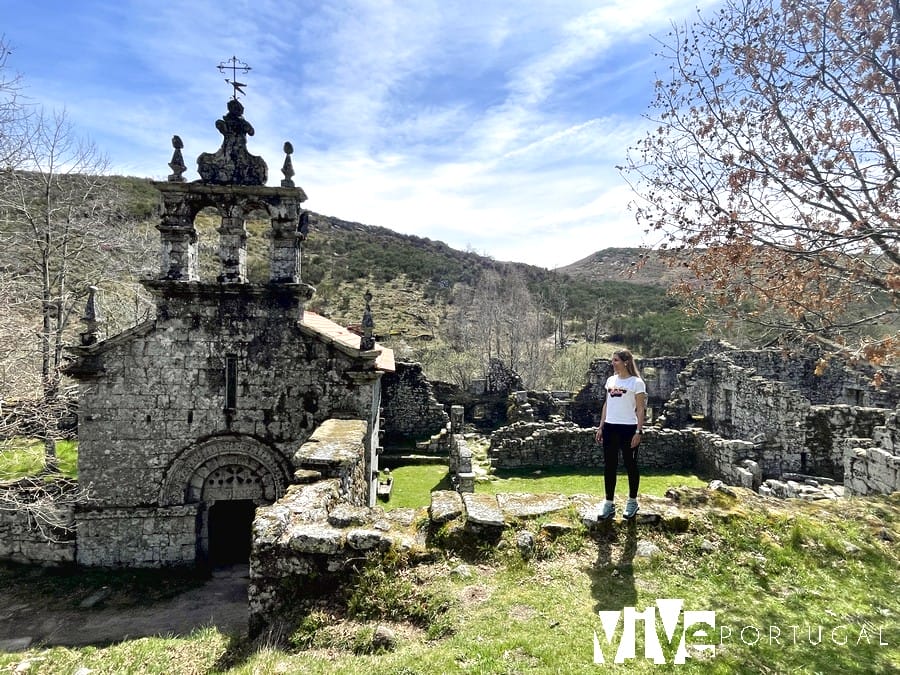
[207,499,256,566]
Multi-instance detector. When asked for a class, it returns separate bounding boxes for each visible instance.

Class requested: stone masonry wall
[380,362,449,443]
[805,405,891,480]
[488,423,694,471]
[845,446,900,496]
[291,419,370,507]
[75,505,199,567]
[76,285,377,508]
[668,354,811,475]
[0,479,75,566]
[845,405,900,495]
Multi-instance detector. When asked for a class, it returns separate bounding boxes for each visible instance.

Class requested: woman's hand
[630,433,642,449]
[595,426,603,444]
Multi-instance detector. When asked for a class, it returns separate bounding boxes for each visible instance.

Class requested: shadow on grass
[590,520,638,614]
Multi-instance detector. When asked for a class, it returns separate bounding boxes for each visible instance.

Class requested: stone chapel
[65,95,394,567]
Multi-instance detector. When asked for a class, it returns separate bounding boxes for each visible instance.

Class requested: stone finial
[80,286,105,346]
[167,135,187,182]
[281,141,295,188]
[196,99,268,185]
[360,290,375,351]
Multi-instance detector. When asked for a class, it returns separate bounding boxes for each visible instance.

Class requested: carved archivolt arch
[160,435,291,505]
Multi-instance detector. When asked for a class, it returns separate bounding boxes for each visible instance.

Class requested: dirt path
[0,565,249,650]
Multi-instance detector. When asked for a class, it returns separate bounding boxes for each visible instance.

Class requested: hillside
[558,247,689,287]
[0,175,704,398]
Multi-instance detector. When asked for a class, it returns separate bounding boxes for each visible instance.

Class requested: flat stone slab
[285,523,344,555]
[328,504,373,528]
[462,493,505,528]
[569,494,606,524]
[346,528,393,551]
[429,490,464,524]
[496,492,570,519]
[385,507,419,527]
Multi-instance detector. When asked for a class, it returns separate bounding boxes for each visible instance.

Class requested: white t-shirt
[603,374,647,425]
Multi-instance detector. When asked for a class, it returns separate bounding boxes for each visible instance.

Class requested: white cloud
[2,0,719,266]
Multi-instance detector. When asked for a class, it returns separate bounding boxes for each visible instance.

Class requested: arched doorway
[198,460,270,566]
[159,435,292,566]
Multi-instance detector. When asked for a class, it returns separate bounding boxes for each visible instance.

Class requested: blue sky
[2,0,717,267]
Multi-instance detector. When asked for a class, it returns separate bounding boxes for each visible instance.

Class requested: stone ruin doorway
[206,498,256,565]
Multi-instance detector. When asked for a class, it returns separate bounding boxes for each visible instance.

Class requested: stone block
[429,490,464,524]
[286,523,344,555]
[462,493,504,528]
[346,528,393,551]
[497,492,570,519]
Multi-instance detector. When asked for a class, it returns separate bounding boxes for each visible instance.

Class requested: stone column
[450,405,464,434]
[217,209,248,283]
[157,221,198,281]
[157,192,199,281]
[269,200,305,284]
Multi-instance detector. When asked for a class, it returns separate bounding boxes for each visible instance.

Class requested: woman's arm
[631,392,647,448]
[594,400,607,443]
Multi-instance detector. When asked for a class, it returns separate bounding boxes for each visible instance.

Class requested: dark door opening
[207,499,256,565]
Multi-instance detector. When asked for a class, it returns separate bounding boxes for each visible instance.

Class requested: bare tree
[0,108,141,471]
[623,0,900,365]
[446,268,553,389]
[0,36,27,168]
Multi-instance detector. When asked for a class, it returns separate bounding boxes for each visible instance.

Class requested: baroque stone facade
[61,99,394,568]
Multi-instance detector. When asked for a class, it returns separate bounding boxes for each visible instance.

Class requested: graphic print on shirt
[607,386,627,398]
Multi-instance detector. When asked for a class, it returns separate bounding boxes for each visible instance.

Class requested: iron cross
[217,56,252,100]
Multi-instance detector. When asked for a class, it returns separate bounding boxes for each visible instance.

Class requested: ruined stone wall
[844,405,900,495]
[431,380,508,431]
[380,362,449,444]
[725,347,897,407]
[690,431,759,488]
[845,446,900,496]
[0,480,75,565]
[249,478,422,636]
[671,355,810,475]
[291,418,370,507]
[805,405,891,480]
[506,390,571,424]
[488,424,694,471]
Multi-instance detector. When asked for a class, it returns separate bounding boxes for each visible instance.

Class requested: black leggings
[602,423,639,500]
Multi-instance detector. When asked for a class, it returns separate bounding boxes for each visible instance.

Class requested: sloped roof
[299,311,395,372]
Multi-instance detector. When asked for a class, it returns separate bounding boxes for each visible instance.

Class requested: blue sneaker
[623,498,639,519]
[598,500,615,520]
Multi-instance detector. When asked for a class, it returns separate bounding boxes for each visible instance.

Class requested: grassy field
[1,445,897,673]
[0,490,897,674]
[0,439,78,479]
[380,463,708,510]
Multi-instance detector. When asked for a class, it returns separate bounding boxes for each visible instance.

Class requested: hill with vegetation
[1,175,705,398]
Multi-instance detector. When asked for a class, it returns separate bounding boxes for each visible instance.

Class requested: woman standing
[594,349,647,520]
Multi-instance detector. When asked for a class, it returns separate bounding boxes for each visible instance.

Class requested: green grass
[379,464,707,510]
[1,492,897,673]
[0,439,78,480]
[480,466,708,498]
[378,464,452,510]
